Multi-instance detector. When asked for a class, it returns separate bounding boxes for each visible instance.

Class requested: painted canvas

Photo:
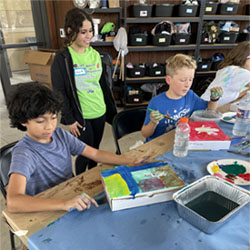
[188,121,231,150]
[101,161,185,211]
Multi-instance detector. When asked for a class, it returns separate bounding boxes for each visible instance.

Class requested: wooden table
[2,130,175,247]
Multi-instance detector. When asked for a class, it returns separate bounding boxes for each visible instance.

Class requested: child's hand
[134,155,151,164]
[210,87,223,101]
[150,110,164,125]
[65,193,98,212]
[69,121,82,137]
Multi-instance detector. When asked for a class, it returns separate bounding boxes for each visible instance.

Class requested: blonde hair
[219,41,250,69]
[166,54,197,77]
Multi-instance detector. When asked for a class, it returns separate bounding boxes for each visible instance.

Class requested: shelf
[86,8,121,13]
[124,17,200,24]
[91,41,113,46]
[128,44,196,52]
[126,76,165,83]
[120,1,248,106]
[124,101,149,107]
[200,43,238,50]
[204,15,250,21]
[196,71,216,75]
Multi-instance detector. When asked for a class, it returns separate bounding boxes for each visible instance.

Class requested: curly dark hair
[64,7,94,46]
[7,82,63,131]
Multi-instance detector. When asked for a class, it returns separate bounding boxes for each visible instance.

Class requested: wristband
[210,97,220,102]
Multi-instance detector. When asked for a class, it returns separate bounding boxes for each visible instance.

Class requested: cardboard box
[101,162,185,211]
[188,121,231,150]
[108,0,120,8]
[22,49,56,85]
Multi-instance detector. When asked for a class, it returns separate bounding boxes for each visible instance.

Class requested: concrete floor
[0,77,144,249]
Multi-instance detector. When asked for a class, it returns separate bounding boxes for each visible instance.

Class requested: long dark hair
[64,8,94,46]
[219,41,250,69]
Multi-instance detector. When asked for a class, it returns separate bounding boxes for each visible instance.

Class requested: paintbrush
[227,150,250,157]
[148,108,176,122]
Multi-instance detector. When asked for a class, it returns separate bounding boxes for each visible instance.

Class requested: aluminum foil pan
[173,175,250,234]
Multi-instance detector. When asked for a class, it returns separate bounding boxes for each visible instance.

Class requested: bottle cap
[180,117,189,123]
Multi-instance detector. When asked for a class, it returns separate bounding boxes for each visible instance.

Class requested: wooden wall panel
[46,0,120,50]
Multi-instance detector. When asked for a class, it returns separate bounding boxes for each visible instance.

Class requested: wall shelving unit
[119,0,249,107]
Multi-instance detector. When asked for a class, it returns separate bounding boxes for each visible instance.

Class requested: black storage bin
[237,32,250,42]
[147,64,165,77]
[201,32,211,44]
[152,34,171,46]
[126,88,143,103]
[218,3,239,15]
[204,2,218,15]
[143,92,153,101]
[246,4,250,15]
[197,60,212,72]
[172,33,191,45]
[154,4,174,17]
[132,4,153,17]
[211,60,223,70]
[218,32,238,43]
[178,4,198,17]
[127,66,146,78]
[128,33,148,46]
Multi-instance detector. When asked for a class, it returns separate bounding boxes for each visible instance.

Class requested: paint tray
[173,175,250,234]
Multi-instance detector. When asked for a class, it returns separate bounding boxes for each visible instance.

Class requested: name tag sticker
[226,7,233,12]
[74,68,86,76]
[136,38,143,42]
[140,10,148,16]
[205,7,212,12]
[186,8,193,13]
[159,38,166,43]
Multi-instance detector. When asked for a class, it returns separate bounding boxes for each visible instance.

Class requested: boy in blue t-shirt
[6,82,143,213]
[142,54,223,142]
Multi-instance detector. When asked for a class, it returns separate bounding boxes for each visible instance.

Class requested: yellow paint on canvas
[104,174,130,198]
[211,164,220,173]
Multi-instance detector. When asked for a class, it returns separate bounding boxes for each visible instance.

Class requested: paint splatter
[224,178,234,184]
[47,221,55,227]
[225,174,237,180]
[42,238,52,244]
[211,164,220,173]
[138,177,165,192]
[220,161,246,176]
[223,116,233,121]
[238,173,250,181]
[214,173,223,178]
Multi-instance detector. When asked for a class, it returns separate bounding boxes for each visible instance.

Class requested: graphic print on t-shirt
[74,63,102,92]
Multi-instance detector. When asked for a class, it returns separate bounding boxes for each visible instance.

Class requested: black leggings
[75,115,106,175]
